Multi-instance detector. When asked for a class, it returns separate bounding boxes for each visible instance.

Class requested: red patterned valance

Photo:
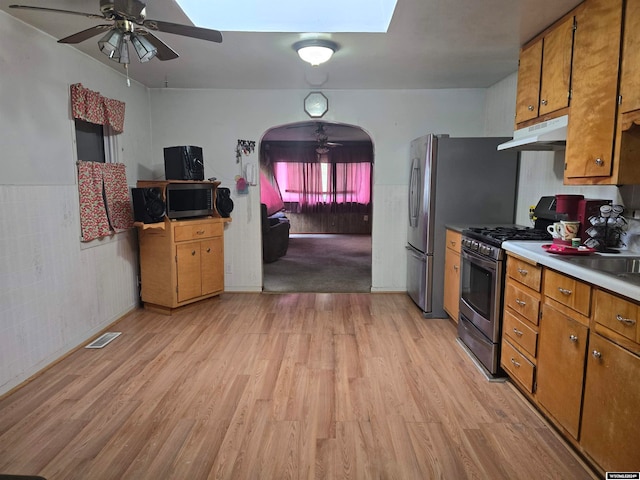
[70,83,125,133]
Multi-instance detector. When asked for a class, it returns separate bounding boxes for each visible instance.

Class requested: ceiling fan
[314,124,342,154]
[9,0,223,65]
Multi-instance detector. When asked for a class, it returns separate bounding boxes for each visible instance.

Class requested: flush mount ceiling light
[293,40,338,66]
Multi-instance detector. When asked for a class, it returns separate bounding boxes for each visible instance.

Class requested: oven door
[459,248,503,342]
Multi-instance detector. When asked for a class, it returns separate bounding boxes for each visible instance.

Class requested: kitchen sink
[558,255,640,285]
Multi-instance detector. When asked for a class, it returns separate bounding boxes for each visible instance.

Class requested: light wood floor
[0,293,596,480]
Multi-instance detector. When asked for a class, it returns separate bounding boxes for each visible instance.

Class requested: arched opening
[259,120,374,292]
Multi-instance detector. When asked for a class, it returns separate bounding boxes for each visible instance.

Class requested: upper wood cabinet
[515,15,575,126]
[619,0,640,114]
[564,0,623,181]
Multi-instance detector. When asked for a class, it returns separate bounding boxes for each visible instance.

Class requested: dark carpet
[263,234,372,293]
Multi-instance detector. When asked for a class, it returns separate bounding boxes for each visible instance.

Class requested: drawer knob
[191,250,196,256]
[517,268,528,276]
[206,248,211,253]
[515,298,526,306]
[513,328,523,337]
[510,357,521,368]
[528,105,534,111]
[569,334,578,343]
[196,230,205,235]
[453,265,459,271]
[595,158,604,166]
[450,240,456,246]
[541,99,548,106]
[558,287,572,296]
[616,314,636,326]
[592,350,602,359]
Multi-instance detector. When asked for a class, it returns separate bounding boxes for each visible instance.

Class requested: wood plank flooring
[0,293,596,480]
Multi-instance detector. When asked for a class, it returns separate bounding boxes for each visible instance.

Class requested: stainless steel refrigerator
[406,134,519,317]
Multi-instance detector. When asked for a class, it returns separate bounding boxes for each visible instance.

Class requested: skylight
[175,0,398,33]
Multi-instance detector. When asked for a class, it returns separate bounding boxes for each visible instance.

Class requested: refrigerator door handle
[408,158,420,227]
[405,245,427,261]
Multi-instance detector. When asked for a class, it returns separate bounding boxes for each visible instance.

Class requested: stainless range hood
[497,115,568,151]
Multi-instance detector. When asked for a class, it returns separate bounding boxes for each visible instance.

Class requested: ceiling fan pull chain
[124,63,130,87]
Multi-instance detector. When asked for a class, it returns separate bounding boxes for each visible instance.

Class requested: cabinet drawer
[501,338,535,392]
[505,281,541,326]
[445,229,462,254]
[507,257,542,292]
[593,289,639,343]
[544,270,591,316]
[503,309,538,358]
[174,222,223,242]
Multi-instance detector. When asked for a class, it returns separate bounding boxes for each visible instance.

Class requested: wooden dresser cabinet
[443,229,462,323]
[138,217,226,314]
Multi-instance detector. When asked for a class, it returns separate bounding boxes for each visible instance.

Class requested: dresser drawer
[505,281,541,326]
[445,229,462,254]
[174,221,223,242]
[503,309,538,358]
[507,257,542,292]
[501,338,535,392]
[593,289,639,343]
[544,269,591,317]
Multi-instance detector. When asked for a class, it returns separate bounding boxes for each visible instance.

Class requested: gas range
[461,225,551,261]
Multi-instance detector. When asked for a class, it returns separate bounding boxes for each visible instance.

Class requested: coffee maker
[533,196,611,242]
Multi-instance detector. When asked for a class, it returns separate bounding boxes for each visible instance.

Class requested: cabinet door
[176,242,202,303]
[619,0,640,114]
[443,247,460,322]
[539,16,574,116]
[515,41,543,124]
[201,237,224,296]
[581,333,640,471]
[565,0,623,179]
[536,304,588,439]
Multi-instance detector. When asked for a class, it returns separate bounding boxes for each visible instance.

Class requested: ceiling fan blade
[9,5,105,20]
[142,19,223,43]
[58,24,113,44]
[138,31,179,61]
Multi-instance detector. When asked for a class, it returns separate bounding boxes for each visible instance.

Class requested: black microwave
[166,183,214,219]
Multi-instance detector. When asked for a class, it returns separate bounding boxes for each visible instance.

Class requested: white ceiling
[2,0,583,90]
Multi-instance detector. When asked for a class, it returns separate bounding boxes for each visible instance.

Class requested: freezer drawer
[406,246,432,314]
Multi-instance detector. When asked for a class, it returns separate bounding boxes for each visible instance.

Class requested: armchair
[261,203,290,263]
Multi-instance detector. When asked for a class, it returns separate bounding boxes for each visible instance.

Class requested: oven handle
[461,248,498,273]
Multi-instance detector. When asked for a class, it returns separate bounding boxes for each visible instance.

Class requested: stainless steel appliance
[458,226,550,376]
[406,134,519,317]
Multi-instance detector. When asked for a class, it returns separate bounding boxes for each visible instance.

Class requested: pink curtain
[77,161,133,241]
[274,161,371,213]
[71,83,125,133]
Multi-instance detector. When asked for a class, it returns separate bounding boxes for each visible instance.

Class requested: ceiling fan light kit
[9,0,222,67]
[293,39,338,66]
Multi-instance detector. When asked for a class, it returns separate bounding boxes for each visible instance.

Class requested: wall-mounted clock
[304,92,328,118]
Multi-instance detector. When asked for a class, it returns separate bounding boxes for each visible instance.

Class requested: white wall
[149,88,488,292]
[0,12,153,395]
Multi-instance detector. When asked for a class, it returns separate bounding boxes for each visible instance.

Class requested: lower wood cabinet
[580,333,640,472]
[443,229,461,322]
[138,217,226,313]
[535,303,588,439]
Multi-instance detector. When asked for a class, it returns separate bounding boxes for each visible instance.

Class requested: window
[74,119,105,163]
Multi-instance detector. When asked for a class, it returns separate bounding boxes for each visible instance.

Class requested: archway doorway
[259,121,373,292]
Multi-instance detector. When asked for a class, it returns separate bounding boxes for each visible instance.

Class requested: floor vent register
[85,332,122,349]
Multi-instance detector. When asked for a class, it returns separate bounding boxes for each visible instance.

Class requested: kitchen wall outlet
[225,263,232,274]
[364,215,369,222]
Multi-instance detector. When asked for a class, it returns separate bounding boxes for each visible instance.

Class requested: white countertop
[502,241,640,303]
